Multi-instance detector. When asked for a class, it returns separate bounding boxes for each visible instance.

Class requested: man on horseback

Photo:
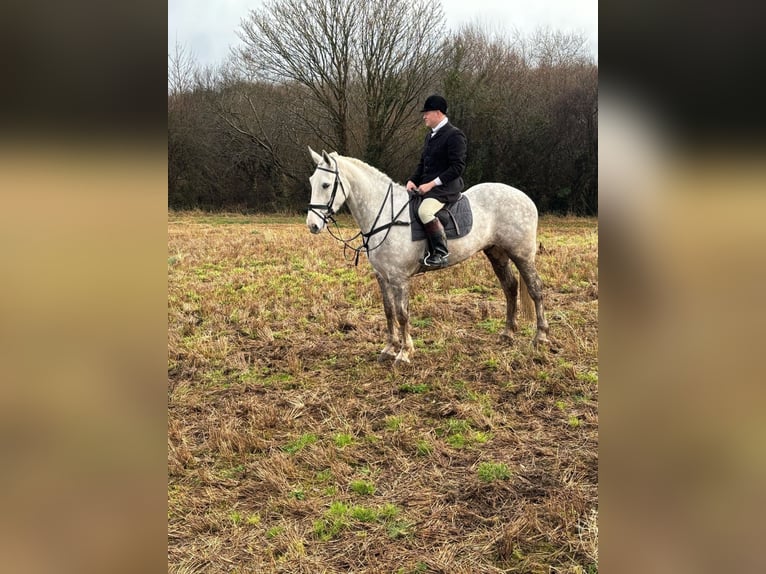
[406,94,467,268]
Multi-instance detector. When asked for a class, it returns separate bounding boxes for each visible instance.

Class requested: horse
[306,147,549,365]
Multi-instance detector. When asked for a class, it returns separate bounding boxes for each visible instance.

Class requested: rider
[406,94,467,268]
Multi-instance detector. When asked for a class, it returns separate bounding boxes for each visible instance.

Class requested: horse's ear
[322,150,332,165]
[308,146,322,165]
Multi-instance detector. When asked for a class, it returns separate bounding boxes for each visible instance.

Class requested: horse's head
[307,147,347,234]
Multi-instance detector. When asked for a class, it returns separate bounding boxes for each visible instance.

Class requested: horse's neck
[342,160,406,229]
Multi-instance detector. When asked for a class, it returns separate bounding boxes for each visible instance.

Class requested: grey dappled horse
[306,148,549,365]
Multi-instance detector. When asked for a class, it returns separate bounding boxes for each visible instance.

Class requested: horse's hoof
[393,355,411,367]
[378,352,396,363]
[499,331,515,343]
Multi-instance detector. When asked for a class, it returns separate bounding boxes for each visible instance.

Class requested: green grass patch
[398,382,430,394]
[313,501,407,540]
[483,356,500,370]
[333,433,354,448]
[478,318,504,334]
[477,462,511,482]
[228,510,261,527]
[568,415,581,427]
[350,479,375,496]
[283,433,318,454]
[350,505,377,521]
[576,370,599,384]
[519,325,534,337]
[436,418,492,449]
[385,415,403,431]
[415,439,433,456]
[313,517,347,541]
[472,431,491,444]
[446,433,467,448]
[262,372,293,386]
[229,510,243,525]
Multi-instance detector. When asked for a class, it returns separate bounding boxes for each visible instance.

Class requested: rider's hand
[418,180,436,194]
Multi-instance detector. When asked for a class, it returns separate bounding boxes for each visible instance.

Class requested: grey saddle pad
[409,194,473,241]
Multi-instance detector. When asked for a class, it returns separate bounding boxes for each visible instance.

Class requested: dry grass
[168,212,598,573]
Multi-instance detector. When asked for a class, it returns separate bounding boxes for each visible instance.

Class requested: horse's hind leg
[513,257,550,346]
[483,246,519,340]
[375,273,399,362]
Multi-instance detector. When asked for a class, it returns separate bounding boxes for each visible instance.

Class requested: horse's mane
[335,153,399,188]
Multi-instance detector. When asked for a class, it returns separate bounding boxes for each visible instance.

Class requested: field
[168,213,598,573]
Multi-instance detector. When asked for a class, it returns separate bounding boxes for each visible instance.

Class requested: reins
[308,158,410,266]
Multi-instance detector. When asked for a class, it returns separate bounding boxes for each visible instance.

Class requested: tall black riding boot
[424,218,449,267]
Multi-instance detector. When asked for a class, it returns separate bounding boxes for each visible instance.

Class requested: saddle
[409,194,473,241]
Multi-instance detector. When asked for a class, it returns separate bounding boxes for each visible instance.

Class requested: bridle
[307,156,347,225]
[307,157,410,265]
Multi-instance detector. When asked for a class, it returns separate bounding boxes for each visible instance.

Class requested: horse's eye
[322,183,330,189]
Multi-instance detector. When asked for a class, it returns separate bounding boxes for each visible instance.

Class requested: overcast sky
[168,0,598,69]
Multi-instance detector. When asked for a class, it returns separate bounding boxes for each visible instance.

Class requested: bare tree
[236,0,361,154]
[168,40,197,96]
[216,80,309,185]
[235,0,446,166]
[528,28,592,68]
[356,0,446,168]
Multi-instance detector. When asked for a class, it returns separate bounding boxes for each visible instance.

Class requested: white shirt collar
[432,117,449,134]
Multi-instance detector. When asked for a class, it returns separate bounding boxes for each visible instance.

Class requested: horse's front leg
[375,273,400,362]
[391,280,414,365]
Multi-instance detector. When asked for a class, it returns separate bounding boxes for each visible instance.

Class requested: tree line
[168,0,597,215]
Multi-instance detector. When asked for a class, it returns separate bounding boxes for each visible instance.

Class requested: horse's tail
[519,276,535,322]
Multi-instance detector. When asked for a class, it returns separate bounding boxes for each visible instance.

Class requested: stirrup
[423,253,448,267]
